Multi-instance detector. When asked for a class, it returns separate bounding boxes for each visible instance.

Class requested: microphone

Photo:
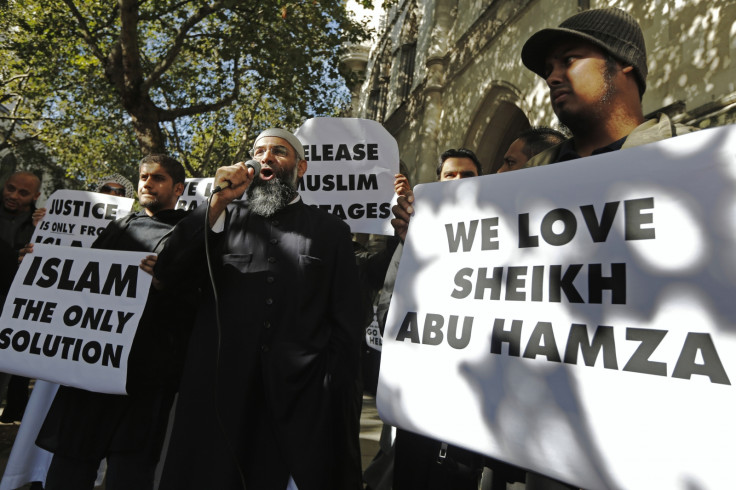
[212,160,262,194]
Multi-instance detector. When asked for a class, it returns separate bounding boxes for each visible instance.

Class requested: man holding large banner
[521,8,695,488]
[380,7,736,490]
[32,154,192,490]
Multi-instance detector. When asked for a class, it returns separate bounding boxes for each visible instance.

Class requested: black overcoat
[36,209,192,460]
[156,199,363,490]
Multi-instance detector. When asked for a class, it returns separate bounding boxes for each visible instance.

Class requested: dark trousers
[45,451,158,490]
[0,375,29,422]
[41,389,175,490]
[333,377,364,490]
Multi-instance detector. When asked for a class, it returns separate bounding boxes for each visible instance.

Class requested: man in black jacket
[155,128,363,490]
[36,154,191,490]
[0,171,42,423]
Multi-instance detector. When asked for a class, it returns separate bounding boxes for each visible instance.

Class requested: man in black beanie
[520,7,696,167]
[517,7,698,490]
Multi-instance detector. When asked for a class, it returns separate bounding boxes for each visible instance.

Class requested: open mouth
[260,167,275,181]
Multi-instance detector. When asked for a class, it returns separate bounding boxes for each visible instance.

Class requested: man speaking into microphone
[155,128,363,490]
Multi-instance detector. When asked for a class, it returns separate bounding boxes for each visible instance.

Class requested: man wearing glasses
[154,128,363,490]
[96,173,136,199]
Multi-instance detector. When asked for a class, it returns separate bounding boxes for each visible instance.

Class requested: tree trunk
[128,102,167,155]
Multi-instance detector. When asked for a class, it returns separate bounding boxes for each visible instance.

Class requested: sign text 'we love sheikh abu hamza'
[295,117,399,235]
[377,125,736,490]
[0,244,152,395]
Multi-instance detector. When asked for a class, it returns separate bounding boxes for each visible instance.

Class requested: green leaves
[1,0,370,180]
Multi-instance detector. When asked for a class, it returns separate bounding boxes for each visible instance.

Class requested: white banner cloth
[377,126,736,490]
[32,190,133,248]
[176,177,216,211]
[295,117,399,235]
[0,244,152,394]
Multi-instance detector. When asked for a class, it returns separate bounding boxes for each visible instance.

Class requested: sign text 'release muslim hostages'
[0,244,152,395]
[295,117,399,235]
[377,125,736,490]
[33,190,134,248]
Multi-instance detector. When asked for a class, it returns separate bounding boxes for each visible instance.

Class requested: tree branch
[138,0,192,21]
[160,93,198,176]
[233,89,261,162]
[87,4,120,38]
[0,132,41,151]
[61,0,107,62]
[0,116,43,122]
[1,73,31,87]
[159,93,237,121]
[119,0,144,91]
[142,0,226,91]
[159,60,240,121]
[201,119,219,170]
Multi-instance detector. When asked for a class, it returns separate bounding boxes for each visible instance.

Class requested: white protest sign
[33,190,133,248]
[377,125,736,490]
[0,244,152,395]
[295,117,399,235]
[176,177,216,211]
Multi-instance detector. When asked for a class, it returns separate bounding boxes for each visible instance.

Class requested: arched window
[464,84,531,174]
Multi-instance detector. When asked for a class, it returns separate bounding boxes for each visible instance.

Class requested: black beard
[557,60,618,135]
[140,197,164,214]
[246,174,298,217]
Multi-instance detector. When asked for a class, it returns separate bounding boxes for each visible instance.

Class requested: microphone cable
[205,188,248,490]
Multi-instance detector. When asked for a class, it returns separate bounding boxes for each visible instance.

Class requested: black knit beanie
[521,8,647,95]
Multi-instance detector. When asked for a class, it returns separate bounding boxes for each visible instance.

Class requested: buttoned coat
[36,209,191,460]
[156,199,363,490]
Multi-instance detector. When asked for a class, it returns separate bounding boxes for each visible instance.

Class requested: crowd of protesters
[0,7,715,490]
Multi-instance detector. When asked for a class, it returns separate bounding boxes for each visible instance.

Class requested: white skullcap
[253,128,305,160]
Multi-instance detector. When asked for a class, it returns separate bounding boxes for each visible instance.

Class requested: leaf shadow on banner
[454,126,736,489]
[379,126,736,490]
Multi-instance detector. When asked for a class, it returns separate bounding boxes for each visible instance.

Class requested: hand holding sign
[394,174,411,196]
[391,192,414,242]
[17,242,33,263]
[392,173,414,242]
[32,207,46,226]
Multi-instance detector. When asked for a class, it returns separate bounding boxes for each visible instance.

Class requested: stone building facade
[341,0,736,183]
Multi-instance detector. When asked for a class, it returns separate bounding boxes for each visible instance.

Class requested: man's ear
[174,181,185,198]
[297,159,308,179]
